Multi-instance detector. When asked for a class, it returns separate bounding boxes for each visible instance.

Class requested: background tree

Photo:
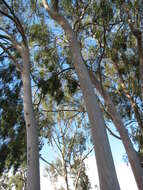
[42,109,92,190]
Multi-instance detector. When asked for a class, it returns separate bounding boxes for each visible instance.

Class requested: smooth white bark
[89,71,143,190]
[42,2,120,189]
[21,50,40,190]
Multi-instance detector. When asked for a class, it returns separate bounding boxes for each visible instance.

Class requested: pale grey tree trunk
[21,50,40,190]
[89,71,143,190]
[0,3,40,188]
[114,61,143,135]
[42,2,120,190]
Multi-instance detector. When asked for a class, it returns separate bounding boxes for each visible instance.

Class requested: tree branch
[0,43,23,72]
[40,156,62,176]
[112,61,143,134]
[1,0,27,46]
[0,27,23,53]
[106,124,121,140]
[41,109,85,113]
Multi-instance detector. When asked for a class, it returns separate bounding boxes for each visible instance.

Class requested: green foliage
[99,1,114,22]
[0,63,26,174]
[76,163,91,190]
[38,74,64,104]
[1,0,143,187]
[66,78,78,95]
[0,167,26,190]
[29,23,50,46]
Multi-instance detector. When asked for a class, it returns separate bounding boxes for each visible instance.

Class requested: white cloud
[40,164,68,190]
[84,156,99,189]
[40,156,138,190]
[40,165,56,190]
[116,163,138,190]
[85,156,138,190]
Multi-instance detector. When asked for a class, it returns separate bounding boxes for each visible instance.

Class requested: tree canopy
[0,0,143,189]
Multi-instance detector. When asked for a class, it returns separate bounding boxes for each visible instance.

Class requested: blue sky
[40,118,127,166]
[108,126,127,165]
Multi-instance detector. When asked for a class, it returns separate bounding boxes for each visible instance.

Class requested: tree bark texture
[42,2,120,190]
[89,71,143,190]
[21,50,40,190]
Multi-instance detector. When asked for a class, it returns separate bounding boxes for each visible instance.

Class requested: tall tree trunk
[63,162,70,190]
[0,2,40,188]
[114,61,143,135]
[21,50,40,190]
[89,71,143,190]
[42,2,120,190]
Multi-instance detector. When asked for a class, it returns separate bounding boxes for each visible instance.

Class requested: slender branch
[52,133,63,156]
[99,100,121,140]
[113,61,143,134]
[40,156,54,167]
[74,147,94,189]
[0,43,23,72]
[57,67,74,76]
[0,34,11,41]
[40,156,62,176]
[1,0,27,45]
[73,3,89,31]
[81,147,94,162]
[106,124,121,140]
[41,109,86,113]
[66,131,77,162]
[0,27,22,53]
[0,9,18,25]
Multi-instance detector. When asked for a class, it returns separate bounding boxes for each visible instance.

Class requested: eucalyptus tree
[0,1,40,189]
[80,0,143,188]
[42,111,92,190]
[42,1,120,190]
[97,0,143,155]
